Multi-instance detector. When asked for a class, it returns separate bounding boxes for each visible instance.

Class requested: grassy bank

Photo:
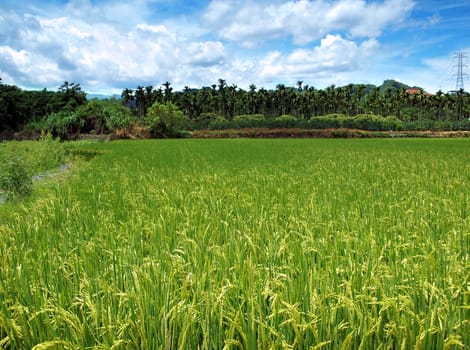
[0,134,68,201]
[0,139,469,349]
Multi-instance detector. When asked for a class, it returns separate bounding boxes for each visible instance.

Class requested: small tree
[146,102,188,137]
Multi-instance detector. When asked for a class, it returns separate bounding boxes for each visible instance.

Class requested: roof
[406,88,433,96]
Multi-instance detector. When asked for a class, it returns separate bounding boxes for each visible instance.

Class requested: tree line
[0,80,86,131]
[1,77,469,139]
[122,79,469,122]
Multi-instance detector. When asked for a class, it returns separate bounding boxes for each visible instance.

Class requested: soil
[3,128,469,142]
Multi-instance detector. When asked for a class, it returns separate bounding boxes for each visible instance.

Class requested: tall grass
[0,139,468,349]
[0,134,67,201]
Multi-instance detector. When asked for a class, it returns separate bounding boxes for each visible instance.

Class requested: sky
[0,0,469,95]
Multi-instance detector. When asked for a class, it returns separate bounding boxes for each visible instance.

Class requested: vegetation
[26,98,134,139]
[0,133,68,200]
[146,102,188,137]
[0,152,32,200]
[120,80,470,130]
[0,81,86,132]
[0,138,468,348]
[1,79,469,140]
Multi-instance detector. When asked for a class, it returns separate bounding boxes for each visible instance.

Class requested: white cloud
[0,3,230,93]
[0,4,383,93]
[203,0,415,45]
[258,35,379,82]
[0,45,64,85]
[1,0,455,95]
[185,41,227,67]
[136,23,171,35]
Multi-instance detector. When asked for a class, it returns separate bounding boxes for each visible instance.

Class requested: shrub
[74,100,106,133]
[74,99,133,133]
[208,116,229,130]
[402,119,470,131]
[309,114,403,131]
[233,114,266,122]
[232,114,266,128]
[0,133,69,201]
[196,112,224,129]
[103,102,133,131]
[0,151,32,200]
[32,132,67,172]
[27,99,135,138]
[32,110,85,139]
[384,116,404,131]
[146,102,188,137]
[272,115,298,128]
[309,115,344,129]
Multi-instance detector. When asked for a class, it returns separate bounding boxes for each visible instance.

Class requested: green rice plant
[0,138,468,349]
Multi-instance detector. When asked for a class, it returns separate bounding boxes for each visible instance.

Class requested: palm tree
[218,79,227,118]
[257,88,268,116]
[248,84,257,114]
[275,84,287,116]
[135,86,145,118]
[162,81,173,103]
[121,88,135,109]
[144,85,155,112]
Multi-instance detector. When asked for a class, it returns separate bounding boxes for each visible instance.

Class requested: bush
[272,115,299,128]
[146,102,188,137]
[233,114,266,122]
[0,150,32,200]
[31,132,68,172]
[232,114,266,128]
[309,114,403,131]
[0,133,68,201]
[29,110,84,139]
[74,100,105,133]
[309,115,344,129]
[74,99,133,133]
[103,102,133,131]
[196,112,224,129]
[27,99,134,138]
[402,119,470,131]
[208,116,229,130]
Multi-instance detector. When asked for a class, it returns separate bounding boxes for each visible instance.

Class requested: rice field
[0,138,469,349]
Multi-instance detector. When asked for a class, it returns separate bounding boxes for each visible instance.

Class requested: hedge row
[202,114,402,131]
[199,113,470,132]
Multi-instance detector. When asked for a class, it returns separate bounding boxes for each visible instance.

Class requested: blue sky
[0,0,468,95]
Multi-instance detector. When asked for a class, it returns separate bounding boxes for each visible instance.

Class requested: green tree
[135,86,146,119]
[58,81,86,110]
[162,81,173,103]
[121,88,135,109]
[146,102,188,137]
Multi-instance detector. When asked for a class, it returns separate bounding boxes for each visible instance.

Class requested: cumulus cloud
[185,41,227,67]
[258,34,379,81]
[0,0,430,93]
[203,0,415,45]
[0,2,230,93]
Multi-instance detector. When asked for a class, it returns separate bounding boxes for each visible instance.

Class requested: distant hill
[341,79,427,96]
[379,79,410,91]
[378,79,429,94]
[87,93,120,100]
